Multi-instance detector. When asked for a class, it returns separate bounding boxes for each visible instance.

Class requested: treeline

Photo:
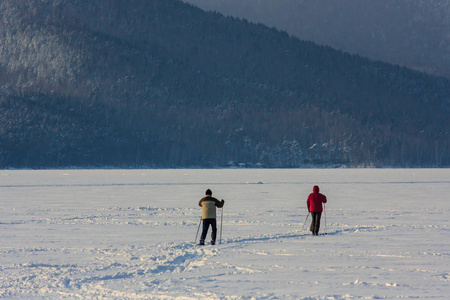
[0,0,449,168]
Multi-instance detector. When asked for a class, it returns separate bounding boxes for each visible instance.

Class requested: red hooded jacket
[307,186,327,212]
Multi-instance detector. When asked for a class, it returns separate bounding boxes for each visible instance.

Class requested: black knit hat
[206,189,212,195]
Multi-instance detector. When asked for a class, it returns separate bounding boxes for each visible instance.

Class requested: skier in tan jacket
[198,189,224,245]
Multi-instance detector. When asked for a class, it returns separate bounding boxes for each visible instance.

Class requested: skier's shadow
[223,232,318,244]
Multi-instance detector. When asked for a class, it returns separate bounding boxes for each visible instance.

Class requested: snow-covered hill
[1,0,449,168]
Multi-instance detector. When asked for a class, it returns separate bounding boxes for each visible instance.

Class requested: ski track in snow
[1,169,449,299]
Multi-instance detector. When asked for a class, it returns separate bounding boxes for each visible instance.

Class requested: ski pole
[301,212,310,232]
[219,206,224,244]
[194,216,202,244]
[324,203,327,235]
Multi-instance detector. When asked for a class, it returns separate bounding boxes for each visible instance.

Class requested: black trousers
[310,212,322,235]
[200,218,217,243]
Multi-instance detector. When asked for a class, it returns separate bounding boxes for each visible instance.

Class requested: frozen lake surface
[1,169,449,299]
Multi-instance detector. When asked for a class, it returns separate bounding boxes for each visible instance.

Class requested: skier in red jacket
[307,185,327,235]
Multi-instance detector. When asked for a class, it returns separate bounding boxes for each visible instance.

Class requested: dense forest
[0,0,449,168]
[184,0,450,80]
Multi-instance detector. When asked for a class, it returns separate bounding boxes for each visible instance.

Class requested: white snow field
[1,168,449,299]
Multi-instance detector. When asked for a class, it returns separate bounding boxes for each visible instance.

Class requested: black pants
[310,212,322,235]
[200,218,217,243]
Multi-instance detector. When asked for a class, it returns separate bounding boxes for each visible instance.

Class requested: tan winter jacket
[198,196,224,219]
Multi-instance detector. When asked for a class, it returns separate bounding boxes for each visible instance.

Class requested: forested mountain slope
[184,0,450,79]
[0,0,449,168]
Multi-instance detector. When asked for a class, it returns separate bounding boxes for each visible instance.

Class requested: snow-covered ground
[1,169,449,299]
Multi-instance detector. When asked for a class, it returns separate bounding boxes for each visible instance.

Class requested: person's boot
[199,240,205,245]
[211,240,215,245]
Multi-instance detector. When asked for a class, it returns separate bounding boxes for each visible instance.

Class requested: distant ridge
[0,0,449,168]
[184,0,450,80]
